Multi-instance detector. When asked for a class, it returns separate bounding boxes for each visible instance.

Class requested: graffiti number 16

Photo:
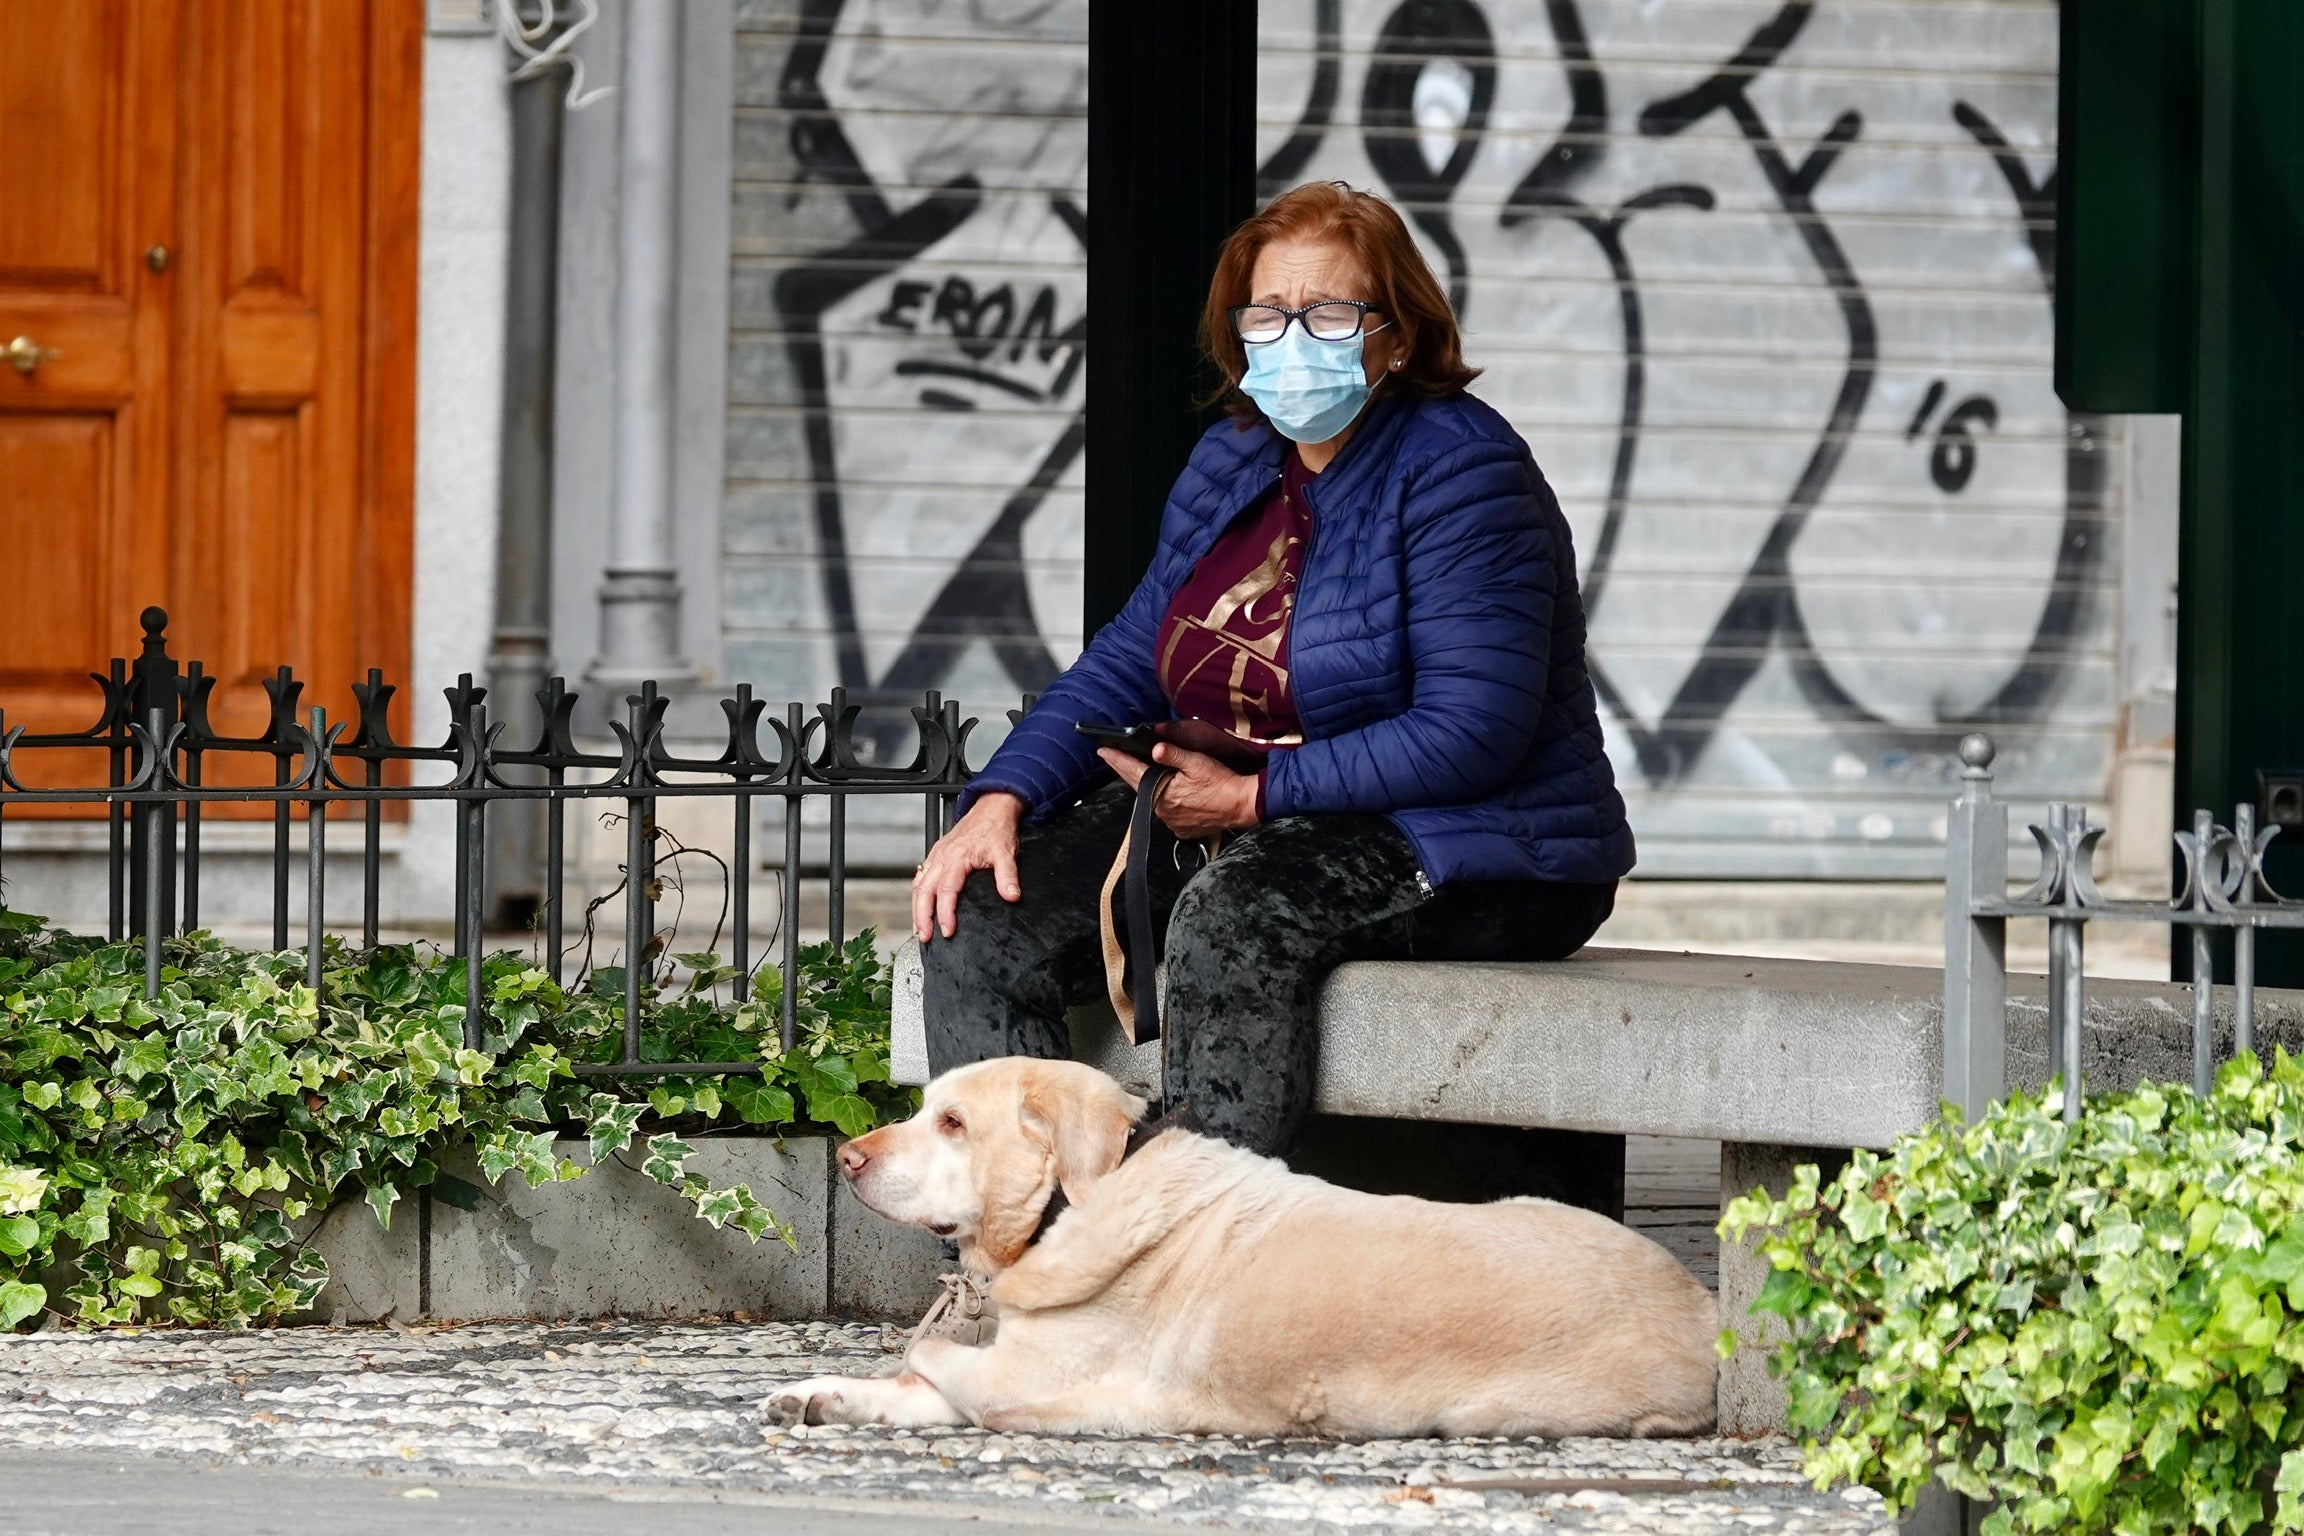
[1905,378,2000,495]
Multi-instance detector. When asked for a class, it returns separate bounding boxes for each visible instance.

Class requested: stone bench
[889,938,2304,1434]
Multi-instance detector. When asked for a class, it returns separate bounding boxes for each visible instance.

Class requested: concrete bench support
[1716,1142,1850,1435]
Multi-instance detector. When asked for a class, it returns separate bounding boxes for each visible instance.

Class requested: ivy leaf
[816,1093,877,1141]
[59,1187,111,1246]
[0,1165,48,1216]
[116,1245,164,1299]
[725,1079,794,1127]
[0,1281,45,1329]
[585,1096,644,1161]
[2257,1233,2304,1285]
[0,1215,38,1258]
[509,1048,564,1091]
[364,1182,400,1231]
[318,1144,365,1190]
[113,1035,168,1081]
[848,1044,891,1086]
[283,1249,329,1310]
[476,1129,557,1189]
[809,1053,860,1096]
[692,1188,742,1229]
[640,1134,695,1188]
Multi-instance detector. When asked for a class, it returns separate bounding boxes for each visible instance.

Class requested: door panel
[0,0,172,793]
[0,1,119,292]
[176,0,347,755]
[201,409,306,741]
[221,6,304,298]
[0,416,113,679]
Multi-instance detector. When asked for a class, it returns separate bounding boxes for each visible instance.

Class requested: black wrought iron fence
[1944,731,2303,1122]
[0,608,1005,1075]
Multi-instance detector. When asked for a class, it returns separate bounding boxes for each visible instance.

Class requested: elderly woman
[913,181,1634,1163]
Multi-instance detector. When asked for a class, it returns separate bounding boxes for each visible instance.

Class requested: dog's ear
[1021,1068,1138,1205]
[968,1146,1053,1274]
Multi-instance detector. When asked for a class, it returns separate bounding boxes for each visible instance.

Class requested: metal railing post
[2235,802,2258,1058]
[545,761,566,984]
[731,786,751,1002]
[620,694,651,1067]
[265,665,300,954]
[362,753,382,950]
[107,659,127,942]
[307,707,327,993]
[2188,808,2217,1097]
[1942,733,2008,1119]
[781,701,803,1052]
[142,706,166,999]
[2050,804,2086,1122]
[828,789,846,947]
[181,665,205,934]
[455,698,491,1051]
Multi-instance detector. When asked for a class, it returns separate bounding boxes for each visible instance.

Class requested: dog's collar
[1025,1104,1197,1250]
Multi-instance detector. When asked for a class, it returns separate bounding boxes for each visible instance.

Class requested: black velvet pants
[921,782,1620,1202]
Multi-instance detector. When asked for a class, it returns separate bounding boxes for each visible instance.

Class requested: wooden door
[0,0,418,794]
[0,1,176,770]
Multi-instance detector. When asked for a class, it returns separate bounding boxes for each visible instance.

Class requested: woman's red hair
[1200,181,1479,422]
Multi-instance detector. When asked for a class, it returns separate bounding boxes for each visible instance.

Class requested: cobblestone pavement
[0,1321,1891,1534]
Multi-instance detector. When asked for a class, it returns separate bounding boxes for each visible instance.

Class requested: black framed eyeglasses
[1229,300,1387,345]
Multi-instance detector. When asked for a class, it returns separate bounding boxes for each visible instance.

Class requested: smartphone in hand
[1076,719,1268,773]
[1076,721,1162,762]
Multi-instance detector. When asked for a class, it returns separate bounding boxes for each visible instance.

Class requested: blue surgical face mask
[1240,321,1390,444]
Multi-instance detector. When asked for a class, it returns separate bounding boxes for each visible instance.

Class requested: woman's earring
[1389,357,1403,371]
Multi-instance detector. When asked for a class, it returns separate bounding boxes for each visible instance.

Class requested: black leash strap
[1121,763,1176,1044]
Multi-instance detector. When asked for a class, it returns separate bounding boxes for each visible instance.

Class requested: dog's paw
[763,1376,853,1427]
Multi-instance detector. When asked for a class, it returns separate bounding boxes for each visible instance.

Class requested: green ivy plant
[0,908,914,1330]
[1724,1051,2304,1536]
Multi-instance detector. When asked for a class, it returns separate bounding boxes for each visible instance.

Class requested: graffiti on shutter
[726,0,2108,875]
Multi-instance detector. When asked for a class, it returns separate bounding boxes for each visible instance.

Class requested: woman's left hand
[1097,744,1261,841]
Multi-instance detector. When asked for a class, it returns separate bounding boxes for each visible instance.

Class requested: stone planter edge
[304,1131,943,1324]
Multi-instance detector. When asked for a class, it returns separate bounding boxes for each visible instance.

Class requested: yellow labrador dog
[767,1058,1717,1437]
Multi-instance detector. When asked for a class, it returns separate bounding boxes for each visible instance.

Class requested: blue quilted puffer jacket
[958,391,1636,887]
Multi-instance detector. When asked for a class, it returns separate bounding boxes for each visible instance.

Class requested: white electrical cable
[498,0,613,110]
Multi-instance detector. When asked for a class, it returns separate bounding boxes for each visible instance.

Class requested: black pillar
[2173,2,2304,984]
[2057,0,2304,985]
[1083,2,1258,635]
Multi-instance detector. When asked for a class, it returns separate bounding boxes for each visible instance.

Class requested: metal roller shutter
[726,0,2111,878]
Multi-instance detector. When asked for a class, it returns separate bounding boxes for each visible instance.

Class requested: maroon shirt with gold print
[1156,449,1314,750]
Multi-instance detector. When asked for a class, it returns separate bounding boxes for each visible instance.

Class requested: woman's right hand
[912,792,1026,942]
